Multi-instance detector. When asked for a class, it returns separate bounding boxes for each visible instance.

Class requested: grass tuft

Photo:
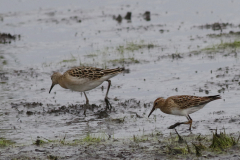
[34,139,47,146]
[108,57,141,64]
[82,132,105,143]
[167,145,188,155]
[133,134,149,143]
[61,54,77,63]
[0,137,15,147]
[202,40,240,53]
[115,41,158,54]
[175,129,184,143]
[48,155,58,160]
[218,40,240,48]
[209,129,238,150]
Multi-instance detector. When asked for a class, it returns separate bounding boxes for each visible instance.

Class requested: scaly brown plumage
[49,66,124,109]
[148,95,221,130]
[66,67,120,80]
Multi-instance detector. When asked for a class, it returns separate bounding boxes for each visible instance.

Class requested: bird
[49,66,124,108]
[148,95,221,130]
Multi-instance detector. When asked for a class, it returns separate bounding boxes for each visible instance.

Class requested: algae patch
[60,54,77,63]
[207,31,240,38]
[209,130,239,151]
[202,40,240,52]
[116,41,158,53]
[108,57,142,65]
[81,132,106,143]
[0,137,15,147]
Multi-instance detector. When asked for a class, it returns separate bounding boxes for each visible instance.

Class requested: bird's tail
[207,95,221,100]
[197,95,221,106]
[103,67,125,75]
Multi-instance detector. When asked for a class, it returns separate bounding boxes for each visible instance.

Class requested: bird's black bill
[148,106,155,118]
[49,84,55,93]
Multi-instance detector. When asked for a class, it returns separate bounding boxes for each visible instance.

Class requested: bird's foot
[188,128,193,133]
[83,102,90,116]
[105,98,112,110]
[168,122,181,129]
[83,109,86,116]
[168,125,176,129]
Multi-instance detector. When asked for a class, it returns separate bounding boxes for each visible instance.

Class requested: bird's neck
[158,99,171,114]
[58,75,68,89]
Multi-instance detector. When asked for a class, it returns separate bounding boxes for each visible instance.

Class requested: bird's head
[49,72,62,93]
[148,97,165,118]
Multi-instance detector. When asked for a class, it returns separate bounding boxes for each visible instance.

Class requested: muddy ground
[1,0,240,159]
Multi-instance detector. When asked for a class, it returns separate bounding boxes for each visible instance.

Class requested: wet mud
[194,22,236,32]
[1,129,240,159]
[207,31,240,38]
[1,0,240,159]
[0,32,20,44]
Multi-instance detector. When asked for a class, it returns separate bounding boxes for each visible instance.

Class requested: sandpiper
[49,66,124,108]
[148,95,221,130]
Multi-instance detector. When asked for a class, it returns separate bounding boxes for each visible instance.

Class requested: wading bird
[148,95,221,130]
[49,66,124,109]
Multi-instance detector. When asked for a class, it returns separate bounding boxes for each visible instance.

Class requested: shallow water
[0,0,240,150]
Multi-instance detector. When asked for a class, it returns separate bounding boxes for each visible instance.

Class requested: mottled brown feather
[170,95,221,109]
[65,67,124,80]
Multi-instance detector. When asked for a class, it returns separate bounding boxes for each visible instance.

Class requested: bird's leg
[168,116,193,130]
[83,92,89,116]
[105,80,111,100]
[174,129,184,143]
[187,115,193,130]
[105,80,112,110]
[83,92,89,104]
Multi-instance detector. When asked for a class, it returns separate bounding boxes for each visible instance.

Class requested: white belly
[65,78,105,92]
[63,73,119,92]
[171,104,206,116]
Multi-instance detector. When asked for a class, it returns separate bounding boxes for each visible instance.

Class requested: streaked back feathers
[66,67,124,80]
[169,95,221,109]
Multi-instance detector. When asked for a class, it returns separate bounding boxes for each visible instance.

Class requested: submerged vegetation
[82,40,157,66]
[218,40,240,49]
[60,54,77,63]
[116,41,158,53]
[32,132,106,147]
[81,132,106,143]
[207,31,240,38]
[108,57,141,64]
[202,40,240,52]
[34,139,48,146]
[53,39,240,68]
[0,137,15,147]
[41,40,156,68]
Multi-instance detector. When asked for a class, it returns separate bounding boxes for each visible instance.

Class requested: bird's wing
[66,67,124,80]
[170,95,220,109]
[66,67,105,80]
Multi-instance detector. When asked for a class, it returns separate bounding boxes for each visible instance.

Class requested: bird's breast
[64,76,104,92]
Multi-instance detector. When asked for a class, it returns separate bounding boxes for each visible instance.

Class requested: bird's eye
[155,102,158,105]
